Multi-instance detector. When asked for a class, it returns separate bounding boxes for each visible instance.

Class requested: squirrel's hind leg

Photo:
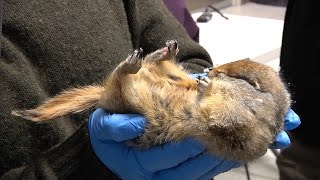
[144,40,178,62]
[115,48,143,74]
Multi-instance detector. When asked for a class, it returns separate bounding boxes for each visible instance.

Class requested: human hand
[190,73,301,149]
[269,108,301,149]
[88,108,240,180]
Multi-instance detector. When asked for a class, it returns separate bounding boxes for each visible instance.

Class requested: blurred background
[186,0,287,10]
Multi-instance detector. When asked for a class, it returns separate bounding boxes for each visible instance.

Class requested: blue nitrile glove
[88,108,240,180]
[269,108,301,149]
[190,73,301,149]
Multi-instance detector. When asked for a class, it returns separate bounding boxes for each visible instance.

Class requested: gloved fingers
[152,153,227,180]
[284,108,301,130]
[88,108,146,142]
[134,138,206,172]
[269,130,291,149]
[196,160,242,180]
[268,109,300,149]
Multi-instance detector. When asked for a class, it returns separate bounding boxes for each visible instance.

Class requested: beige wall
[185,0,221,11]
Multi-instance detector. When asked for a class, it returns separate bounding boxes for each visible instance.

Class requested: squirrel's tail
[11,85,104,122]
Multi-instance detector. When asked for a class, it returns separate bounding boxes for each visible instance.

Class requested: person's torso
[1,0,135,175]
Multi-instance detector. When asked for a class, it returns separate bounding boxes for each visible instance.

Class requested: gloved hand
[269,108,301,149]
[88,107,300,180]
[88,108,240,180]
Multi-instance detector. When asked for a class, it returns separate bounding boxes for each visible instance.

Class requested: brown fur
[11,40,291,161]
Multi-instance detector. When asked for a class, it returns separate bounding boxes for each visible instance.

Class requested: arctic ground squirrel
[12,40,291,161]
